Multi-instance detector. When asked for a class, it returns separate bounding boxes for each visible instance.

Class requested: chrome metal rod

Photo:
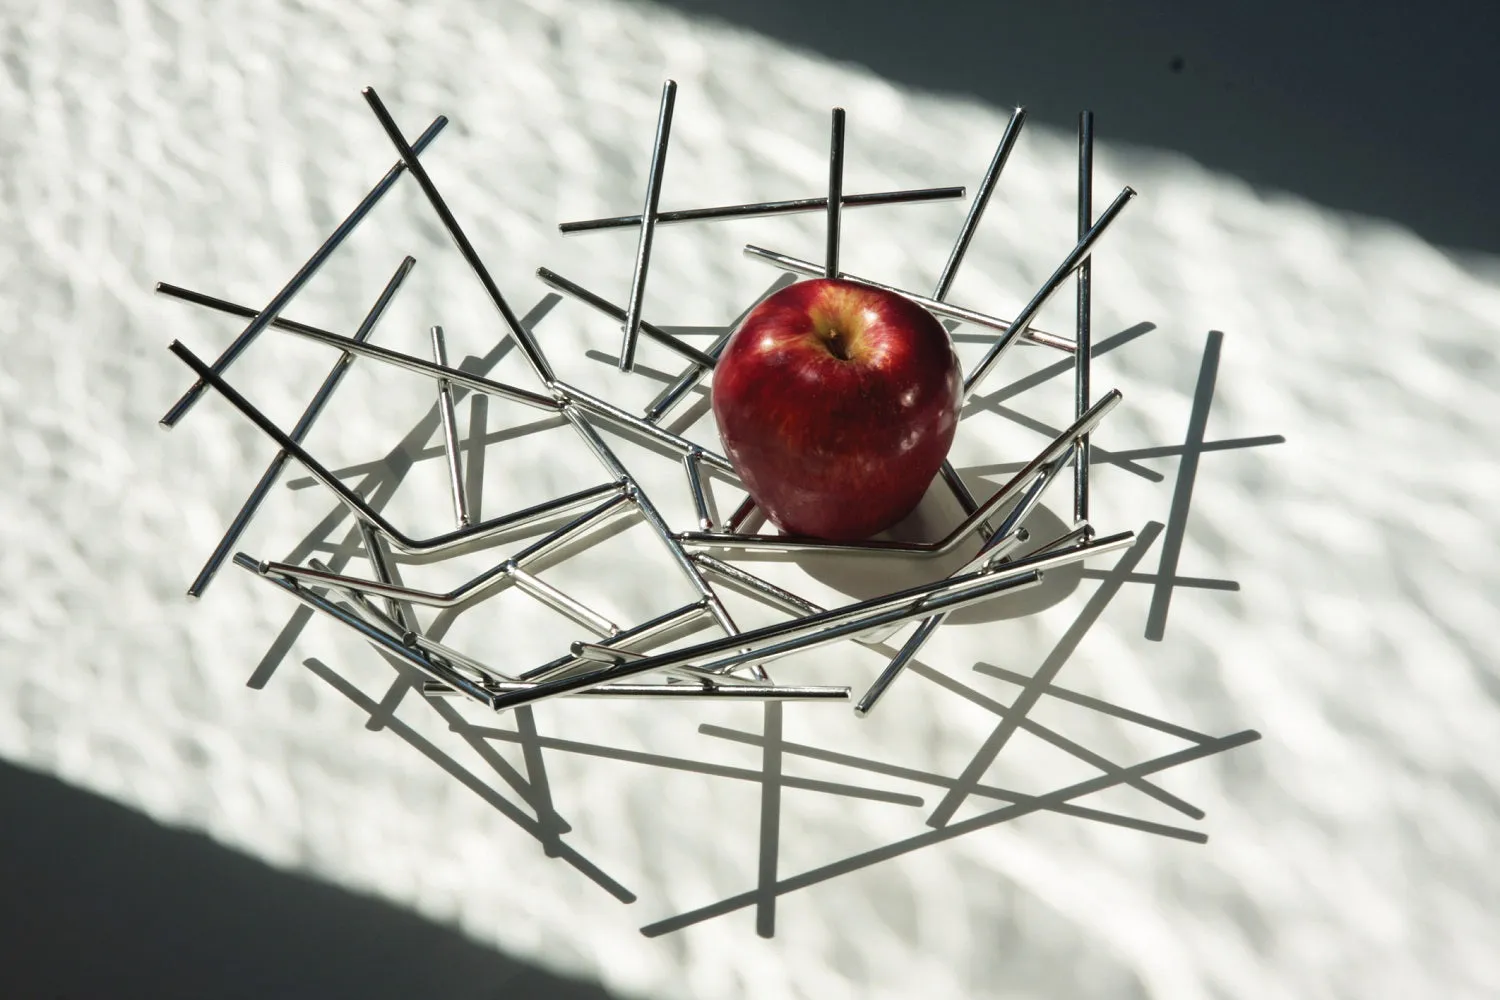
[252,308,558,411]
[535,268,717,368]
[640,273,794,424]
[697,531,1134,731]
[489,565,1048,712]
[184,256,415,599]
[1029,522,1095,558]
[856,447,1074,714]
[691,572,1042,678]
[518,600,712,681]
[318,571,500,689]
[724,496,758,534]
[158,283,556,411]
[638,478,766,682]
[169,338,619,554]
[968,444,1077,569]
[431,681,848,701]
[511,566,619,636]
[309,555,412,640]
[742,245,1075,353]
[560,406,767,682]
[259,491,632,607]
[362,87,555,384]
[696,539,1135,668]
[621,80,676,373]
[694,551,902,651]
[964,185,1135,397]
[1074,111,1095,524]
[531,532,1129,705]
[261,556,509,610]
[323,551,510,686]
[643,327,727,423]
[158,116,447,428]
[407,632,512,684]
[930,107,1028,538]
[563,642,760,687]
[854,615,942,717]
[826,107,845,278]
[561,405,628,479]
[232,553,495,707]
[356,522,411,630]
[554,380,735,473]
[684,449,712,530]
[937,464,989,542]
[157,282,339,336]
[933,107,1026,302]
[559,185,965,234]
[509,492,635,567]
[691,554,822,619]
[677,390,1122,557]
[569,641,644,663]
[431,325,470,528]
[571,643,629,668]
[702,533,1131,669]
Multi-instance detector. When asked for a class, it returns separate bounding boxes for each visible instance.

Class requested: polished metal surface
[362,87,557,384]
[932,107,1027,303]
[157,116,448,429]
[620,80,677,373]
[257,492,635,608]
[535,268,717,368]
[928,108,1028,539]
[430,325,470,529]
[676,391,1121,557]
[742,244,1075,353]
[168,338,619,554]
[559,185,965,235]
[160,285,560,410]
[683,449,713,531]
[232,553,496,708]
[487,566,1047,712]
[519,601,713,681]
[825,107,846,279]
[963,185,1135,398]
[1074,111,1096,525]
[425,679,850,701]
[183,255,415,599]
[140,63,1280,961]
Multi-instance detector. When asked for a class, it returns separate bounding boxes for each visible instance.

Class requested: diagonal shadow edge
[300,657,635,903]
[926,522,1177,828]
[639,728,1261,937]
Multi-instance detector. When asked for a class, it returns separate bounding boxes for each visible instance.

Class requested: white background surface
[2,0,1498,997]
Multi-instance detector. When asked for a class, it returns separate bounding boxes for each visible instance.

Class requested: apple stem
[824,329,851,361]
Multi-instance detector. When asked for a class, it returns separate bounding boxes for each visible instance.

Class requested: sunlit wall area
[1,2,1497,999]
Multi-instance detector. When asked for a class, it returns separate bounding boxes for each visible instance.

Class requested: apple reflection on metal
[711,277,963,541]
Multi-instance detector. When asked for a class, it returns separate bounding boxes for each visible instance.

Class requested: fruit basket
[158,81,1261,937]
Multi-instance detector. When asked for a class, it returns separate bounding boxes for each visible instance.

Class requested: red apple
[711,277,963,541]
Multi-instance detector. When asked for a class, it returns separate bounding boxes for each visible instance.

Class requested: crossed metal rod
[150,83,1268,945]
[164,83,1122,717]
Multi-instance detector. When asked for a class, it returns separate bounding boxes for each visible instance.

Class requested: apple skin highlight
[711,277,963,541]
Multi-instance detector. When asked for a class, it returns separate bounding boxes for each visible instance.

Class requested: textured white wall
[2,0,1498,998]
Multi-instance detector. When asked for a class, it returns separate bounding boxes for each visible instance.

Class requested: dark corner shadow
[642,0,1500,258]
[0,759,624,1000]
